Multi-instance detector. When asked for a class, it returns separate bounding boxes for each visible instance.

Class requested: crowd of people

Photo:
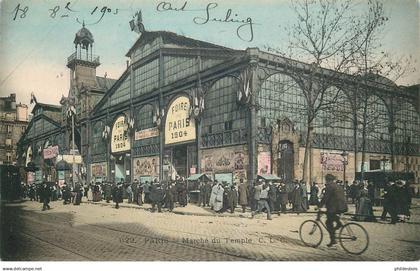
[14,175,413,224]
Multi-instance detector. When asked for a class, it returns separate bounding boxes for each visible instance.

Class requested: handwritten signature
[157,1,255,42]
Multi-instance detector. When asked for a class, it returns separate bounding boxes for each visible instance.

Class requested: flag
[30,92,37,104]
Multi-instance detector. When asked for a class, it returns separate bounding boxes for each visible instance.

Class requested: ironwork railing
[67,52,100,65]
[201,128,247,148]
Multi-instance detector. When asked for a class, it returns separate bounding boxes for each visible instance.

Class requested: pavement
[1,198,419,261]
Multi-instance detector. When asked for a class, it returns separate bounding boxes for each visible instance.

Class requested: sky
[0,0,418,106]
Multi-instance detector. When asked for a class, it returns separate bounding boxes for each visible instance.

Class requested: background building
[17,24,115,185]
[0,94,28,165]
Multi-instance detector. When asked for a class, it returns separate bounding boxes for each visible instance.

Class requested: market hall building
[18,24,420,189]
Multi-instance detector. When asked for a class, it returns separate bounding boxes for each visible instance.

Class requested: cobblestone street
[1,199,419,261]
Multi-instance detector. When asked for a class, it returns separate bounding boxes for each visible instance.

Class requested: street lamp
[341,150,349,182]
[66,104,77,187]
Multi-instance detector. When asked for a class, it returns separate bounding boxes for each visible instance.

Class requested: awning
[187,173,211,181]
[25,162,39,172]
[56,160,72,171]
[257,174,282,181]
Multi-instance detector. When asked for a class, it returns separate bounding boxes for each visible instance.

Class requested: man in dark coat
[198,181,206,207]
[73,182,82,205]
[268,181,278,212]
[104,182,112,203]
[112,183,123,209]
[178,180,188,207]
[381,181,398,224]
[277,182,289,214]
[28,185,36,201]
[222,183,230,212]
[165,183,176,212]
[40,181,51,211]
[132,180,139,205]
[349,181,359,204]
[150,181,165,212]
[238,179,249,213]
[318,175,348,247]
[309,182,319,205]
[228,185,238,213]
[290,181,303,214]
[62,183,71,204]
[204,180,212,207]
[144,181,151,204]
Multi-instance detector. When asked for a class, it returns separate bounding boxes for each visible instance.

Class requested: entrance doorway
[278,140,294,181]
[173,145,187,177]
[166,144,197,179]
[115,159,124,182]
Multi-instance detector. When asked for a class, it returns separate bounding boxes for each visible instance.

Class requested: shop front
[163,95,197,181]
[110,115,131,183]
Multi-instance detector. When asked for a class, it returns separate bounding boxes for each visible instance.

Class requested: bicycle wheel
[339,222,369,255]
[299,220,323,248]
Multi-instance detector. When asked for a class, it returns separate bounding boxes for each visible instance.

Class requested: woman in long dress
[213,184,225,212]
[209,181,218,209]
[87,185,93,201]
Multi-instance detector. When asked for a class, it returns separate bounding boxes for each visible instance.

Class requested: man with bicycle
[318,174,348,247]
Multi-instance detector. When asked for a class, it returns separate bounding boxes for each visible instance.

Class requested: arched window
[360,95,390,141]
[135,104,155,130]
[91,120,105,155]
[314,86,353,137]
[394,102,420,145]
[202,77,246,134]
[258,73,307,132]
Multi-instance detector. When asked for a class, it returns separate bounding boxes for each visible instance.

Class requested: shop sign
[111,115,130,153]
[43,145,59,159]
[133,157,159,179]
[57,154,83,164]
[135,127,159,140]
[165,96,196,145]
[258,152,271,174]
[91,163,107,177]
[320,152,344,171]
[58,170,65,180]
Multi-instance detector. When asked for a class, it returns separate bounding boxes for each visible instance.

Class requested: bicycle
[299,210,369,255]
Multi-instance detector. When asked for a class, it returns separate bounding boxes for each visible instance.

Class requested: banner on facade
[135,127,159,141]
[133,157,159,180]
[26,146,32,166]
[258,152,271,174]
[58,170,65,180]
[111,115,130,153]
[35,170,42,181]
[57,154,83,164]
[43,145,59,159]
[91,163,107,177]
[165,96,196,145]
[320,152,344,171]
